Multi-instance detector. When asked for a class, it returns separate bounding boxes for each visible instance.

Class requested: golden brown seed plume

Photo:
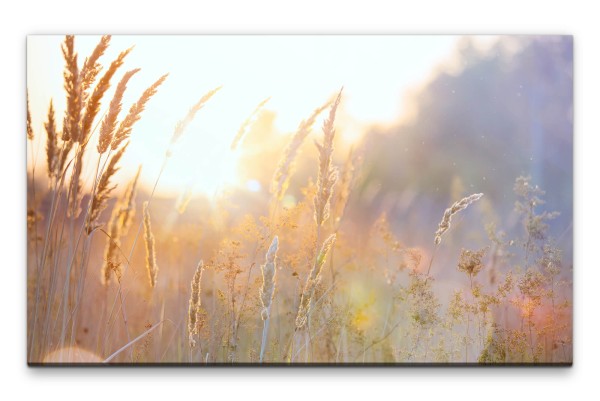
[86,143,129,234]
[44,100,58,179]
[295,233,336,329]
[188,261,204,348]
[230,97,271,150]
[80,35,111,95]
[271,98,333,201]
[80,47,132,143]
[111,73,169,151]
[260,236,279,321]
[169,86,222,150]
[27,91,34,141]
[97,68,140,154]
[61,35,81,143]
[434,193,484,245]
[143,201,159,288]
[314,88,342,227]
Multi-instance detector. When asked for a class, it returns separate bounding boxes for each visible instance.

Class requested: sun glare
[27,35,466,197]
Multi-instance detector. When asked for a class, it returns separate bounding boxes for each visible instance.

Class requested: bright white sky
[27,35,496,197]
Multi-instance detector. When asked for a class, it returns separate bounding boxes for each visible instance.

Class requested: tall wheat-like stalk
[314,88,342,227]
[86,143,129,234]
[143,201,159,288]
[168,86,222,152]
[231,97,271,150]
[188,261,204,350]
[259,236,279,363]
[295,233,336,330]
[27,91,34,141]
[100,166,142,286]
[44,100,58,180]
[271,99,333,201]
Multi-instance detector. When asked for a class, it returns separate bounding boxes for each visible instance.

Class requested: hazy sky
[27,35,496,196]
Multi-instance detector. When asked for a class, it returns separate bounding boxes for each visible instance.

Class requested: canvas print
[26,35,573,365]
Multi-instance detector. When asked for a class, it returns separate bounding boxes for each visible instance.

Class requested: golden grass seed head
[434,193,483,245]
[97,68,140,154]
[143,201,159,288]
[260,236,279,320]
[188,261,204,348]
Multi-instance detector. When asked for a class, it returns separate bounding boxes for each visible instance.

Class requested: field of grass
[26,35,572,365]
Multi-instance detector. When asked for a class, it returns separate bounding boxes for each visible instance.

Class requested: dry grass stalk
[61,35,81,143]
[100,167,142,285]
[169,86,222,147]
[119,165,141,234]
[86,143,129,234]
[44,100,58,179]
[97,68,140,154]
[271,99,333,200]
[67,144,85,218]
[111,73,169,151]
[143,201,159,288]
[80,47,132,144]
[57,140,74,178]
[314,89,342,227]
[260,236,279,320]
[434,193,484,245]
[295,233,336,329]
[332,147,360,227]
[27,91,34,141]
[101,203,123,286]
[188,261,204,348]
[231,97,271,150]
[175,187,193,214]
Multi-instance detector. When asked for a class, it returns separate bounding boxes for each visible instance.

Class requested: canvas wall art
[26,35,573,365]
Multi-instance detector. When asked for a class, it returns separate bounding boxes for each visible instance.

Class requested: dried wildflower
[434,193,483,245]
[514,176,559,259]
[457,247,488,277]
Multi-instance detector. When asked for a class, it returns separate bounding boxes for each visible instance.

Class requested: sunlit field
[26,35,572,365]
